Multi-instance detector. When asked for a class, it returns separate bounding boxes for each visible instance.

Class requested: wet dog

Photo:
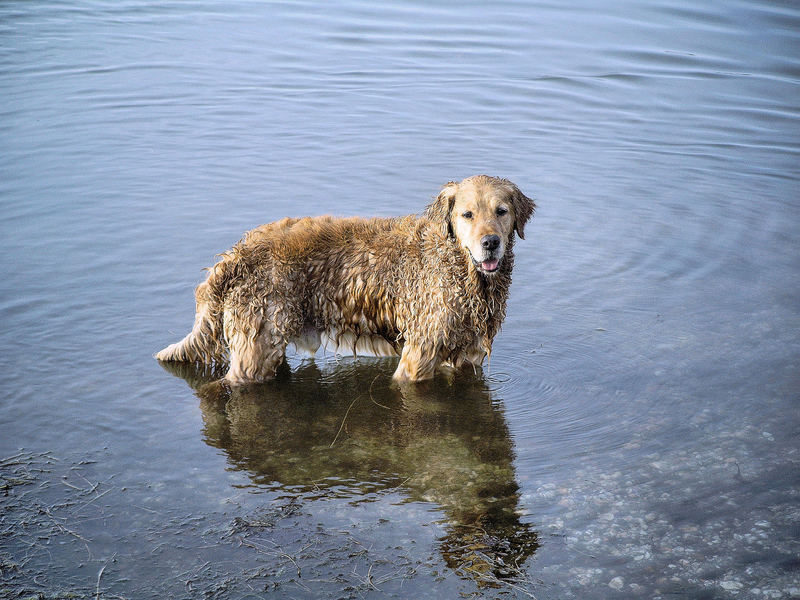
[156,175,534,383]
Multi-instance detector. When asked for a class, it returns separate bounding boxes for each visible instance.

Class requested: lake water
[1,1,798,598]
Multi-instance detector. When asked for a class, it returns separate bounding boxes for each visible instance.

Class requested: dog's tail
[155,255,235,365]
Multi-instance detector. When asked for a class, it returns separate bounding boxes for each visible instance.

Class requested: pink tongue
[482,259,499,271]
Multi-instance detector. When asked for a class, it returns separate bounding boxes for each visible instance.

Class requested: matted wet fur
[156,175,534,384]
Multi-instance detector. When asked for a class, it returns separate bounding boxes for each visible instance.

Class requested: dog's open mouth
[472,256,501,273]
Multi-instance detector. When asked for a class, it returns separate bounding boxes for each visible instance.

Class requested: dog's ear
[507,182,535,240]
[424,181,458,239]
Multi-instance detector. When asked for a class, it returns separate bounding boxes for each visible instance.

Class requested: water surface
[1,1,798,598]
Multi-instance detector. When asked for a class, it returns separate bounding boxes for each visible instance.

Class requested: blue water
[1,1,798,598]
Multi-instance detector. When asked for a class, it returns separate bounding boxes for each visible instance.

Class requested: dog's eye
[496,207,508,216]
[462,211,473,219]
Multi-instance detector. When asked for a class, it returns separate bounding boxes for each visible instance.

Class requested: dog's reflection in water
[161,359,539,583]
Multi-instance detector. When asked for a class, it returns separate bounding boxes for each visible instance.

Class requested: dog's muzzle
[473,234,502,273]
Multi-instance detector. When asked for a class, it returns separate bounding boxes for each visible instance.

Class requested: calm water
[1,1,798,598]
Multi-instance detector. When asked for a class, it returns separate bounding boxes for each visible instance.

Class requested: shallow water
[1,1,798,598]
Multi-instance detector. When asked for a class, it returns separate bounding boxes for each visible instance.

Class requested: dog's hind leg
[222,299,301,385]
[226,335,287,384]
[392,343,439,382]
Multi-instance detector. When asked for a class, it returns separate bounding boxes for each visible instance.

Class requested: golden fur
[156,175,535,384]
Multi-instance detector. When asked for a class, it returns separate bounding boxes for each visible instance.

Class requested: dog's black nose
[481,235,500,251]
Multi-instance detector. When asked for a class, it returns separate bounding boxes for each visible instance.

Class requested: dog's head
[424,175,535,275]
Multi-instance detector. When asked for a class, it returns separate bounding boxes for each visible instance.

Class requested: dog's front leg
[393,343,438,382]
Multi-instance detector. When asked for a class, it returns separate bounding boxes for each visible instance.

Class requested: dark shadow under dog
[161,359,539,584]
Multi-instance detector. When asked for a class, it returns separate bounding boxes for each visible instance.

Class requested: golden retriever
[156,175,534,384]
